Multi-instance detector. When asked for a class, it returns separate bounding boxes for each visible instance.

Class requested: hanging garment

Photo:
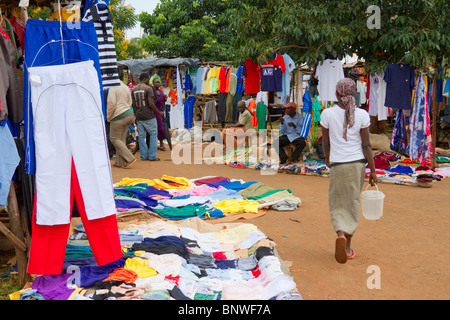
[194,67,204,94]
[243,59,260,95]
[170,103,185,130]
[255,91,268,130]
[27,159,123,275]
[315,59,344,102]
[225,92,234,123]
[390,109,409,156]
[357,80,367,105]
[259,64,283,92]
[184,96,196,129]
[28,60,116,225]
[235,65,245,95]
[82,4,121,88]
[383,63,415,110]
[247,99,258,128]
[302,86,312,113]
[218,92,228,123]
[0,124,20,206]
[312,97,322,122]
[279,53,296,104]
[23,19,105,175]
[0,29,23,123]
[368,73,388,120]
[203,100,217,124]
[229,67,238,96]
[218,66,229,93]
[300,113,312,138]
[409,74,432,166]
[262,53,286,73]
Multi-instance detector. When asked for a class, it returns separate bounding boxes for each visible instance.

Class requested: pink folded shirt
[171,184,218,197]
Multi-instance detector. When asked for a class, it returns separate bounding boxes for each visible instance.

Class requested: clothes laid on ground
[113,175,302,217]
[12,218,302,300]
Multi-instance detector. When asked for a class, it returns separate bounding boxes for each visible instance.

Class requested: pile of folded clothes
[113,175,302,220]
[10,218,302,301]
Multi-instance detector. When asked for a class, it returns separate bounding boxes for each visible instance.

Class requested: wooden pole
[432,69,438,168]
[6,183,31,287]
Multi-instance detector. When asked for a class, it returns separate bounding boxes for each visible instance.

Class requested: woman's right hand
[369,171,378,186]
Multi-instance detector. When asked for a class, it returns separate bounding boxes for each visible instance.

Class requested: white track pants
[29,61,116,225]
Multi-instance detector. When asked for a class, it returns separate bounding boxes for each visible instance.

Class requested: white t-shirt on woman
[320,104,371,163]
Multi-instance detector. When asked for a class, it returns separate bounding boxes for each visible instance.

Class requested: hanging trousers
[27,160,123,275]
[23,19,105,175]
[26,61,123,275]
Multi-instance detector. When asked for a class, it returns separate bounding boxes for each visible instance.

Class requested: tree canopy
[232,0,449,75]
[138,0,241,61]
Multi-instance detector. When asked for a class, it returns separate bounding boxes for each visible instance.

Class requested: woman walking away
[152,78,167,151]
[320,78,377,264]
[107,68,136,168]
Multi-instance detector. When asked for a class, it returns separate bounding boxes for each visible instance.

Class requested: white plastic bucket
[361,184,385,220]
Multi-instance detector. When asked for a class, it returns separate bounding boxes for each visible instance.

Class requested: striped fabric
[82,4,121,89]
[300,112,312,137]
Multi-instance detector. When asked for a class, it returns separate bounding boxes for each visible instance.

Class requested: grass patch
[0,250,20,300]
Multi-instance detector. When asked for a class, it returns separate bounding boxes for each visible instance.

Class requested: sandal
[124,158,137,168]
[347,249,356,260]
[335,236,348,264]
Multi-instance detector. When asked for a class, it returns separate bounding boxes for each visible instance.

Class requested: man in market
[275,102,306,164]
[131,72,164,161]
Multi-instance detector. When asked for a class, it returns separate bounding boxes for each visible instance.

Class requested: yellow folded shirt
[115,175,191,190]
[124,257,157,278]
[213,199,260,214]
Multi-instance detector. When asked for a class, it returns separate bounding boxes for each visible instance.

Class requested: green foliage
[110,0,137,30]
[109,0,145,60]
[232,0,450,75]
[139,0,241,61]
[27,6,52,20]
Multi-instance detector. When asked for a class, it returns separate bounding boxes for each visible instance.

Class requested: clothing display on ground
[13,216,302,300]
[113,175,301,217]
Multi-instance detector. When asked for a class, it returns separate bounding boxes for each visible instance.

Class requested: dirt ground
[110,146,450,300]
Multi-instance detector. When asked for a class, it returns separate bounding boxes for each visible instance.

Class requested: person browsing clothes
[106,68,136,168]
[131,72,164,161]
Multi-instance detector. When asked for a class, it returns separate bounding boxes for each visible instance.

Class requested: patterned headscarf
[336,78,357,141]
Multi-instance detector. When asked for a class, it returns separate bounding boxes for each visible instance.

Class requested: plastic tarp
[118,57,201,80]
